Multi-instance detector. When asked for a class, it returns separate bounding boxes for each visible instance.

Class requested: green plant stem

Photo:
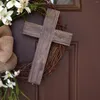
[20,90,30,100]
[13,89,19,100]
[1,88,7,100]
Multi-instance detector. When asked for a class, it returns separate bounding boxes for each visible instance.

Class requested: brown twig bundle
[16,23,67,80]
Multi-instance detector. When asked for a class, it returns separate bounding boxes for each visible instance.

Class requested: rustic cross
[23,9,73,85]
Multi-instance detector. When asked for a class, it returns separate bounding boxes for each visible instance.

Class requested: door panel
[39,50,69,100]
[12,0,100,99]
[38,42,78,100]
[18,80,36,100]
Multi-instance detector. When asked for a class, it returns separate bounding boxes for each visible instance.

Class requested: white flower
[2,71,13,80]
[0,8,13,25]
[0,79,8,88]
[50,0,54,4]
[6,0,21,9]
[25,6,31,13]
[17,0,31,15]
[0,1,4,12]
[14,70,20,77]
[6,79,16,89]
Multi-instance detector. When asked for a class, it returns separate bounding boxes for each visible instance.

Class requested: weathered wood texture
[23,22,72,46]
[23,9,73,85]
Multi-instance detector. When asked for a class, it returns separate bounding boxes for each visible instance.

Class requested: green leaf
[0,21,3,27]
[2,88,7,100]
[15,82,20,96]
[0,88,3,97]
[13,78,20,100]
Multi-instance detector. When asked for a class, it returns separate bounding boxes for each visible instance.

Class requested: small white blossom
[0,8,13,25]
[14,70,20,77]
[6,79,16,89]
[50,0,54,4]
[0,79,8,88]
[25,6,31,13]
[17,0,31,15]
[6,0,21,9]
[2,71,13,80]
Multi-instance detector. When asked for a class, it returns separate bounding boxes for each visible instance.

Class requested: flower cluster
[0,70,20,89]
[0,70,25,100]
[0,0,45,26]
[0,0,31,25]
[0,70,29,100]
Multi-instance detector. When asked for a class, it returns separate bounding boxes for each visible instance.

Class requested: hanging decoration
[22,9,72,85]
[0,0,73,99]
[0,0,45,99]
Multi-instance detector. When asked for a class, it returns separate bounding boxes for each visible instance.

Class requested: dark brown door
[12,0,100,100]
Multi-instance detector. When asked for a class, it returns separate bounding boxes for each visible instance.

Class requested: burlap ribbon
[0,25,17,72]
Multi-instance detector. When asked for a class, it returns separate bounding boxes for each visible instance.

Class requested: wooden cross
[23,9,73,85]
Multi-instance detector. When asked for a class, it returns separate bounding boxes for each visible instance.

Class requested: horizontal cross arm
[23,21,73,46]
[23,21,41,38]
[54,30,72,46]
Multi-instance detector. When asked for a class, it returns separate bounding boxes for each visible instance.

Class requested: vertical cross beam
[28,9,60,85]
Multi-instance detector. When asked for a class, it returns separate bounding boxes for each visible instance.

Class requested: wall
[61,0,100,41]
